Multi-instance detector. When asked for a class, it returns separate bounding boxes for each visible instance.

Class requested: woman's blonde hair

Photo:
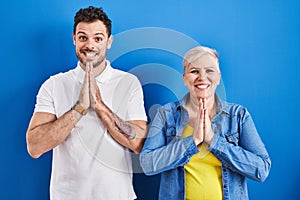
[183,46,219,70]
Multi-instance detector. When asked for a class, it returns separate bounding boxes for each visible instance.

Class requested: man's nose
[85,39,95,49]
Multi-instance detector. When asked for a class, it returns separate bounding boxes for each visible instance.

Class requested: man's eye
[95,37,103,42]
[79,36,87,41]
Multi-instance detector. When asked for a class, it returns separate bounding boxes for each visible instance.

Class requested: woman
[140,46,271,200]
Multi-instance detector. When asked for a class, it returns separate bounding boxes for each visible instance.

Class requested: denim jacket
[140,94,271,200]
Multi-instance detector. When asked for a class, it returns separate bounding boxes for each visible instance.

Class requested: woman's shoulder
[223,100,245,109]
[220,99,250,117]
[159,100,181,113]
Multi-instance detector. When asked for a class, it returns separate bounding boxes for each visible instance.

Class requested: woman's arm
[209,111,271,182]
[140,108,199,175]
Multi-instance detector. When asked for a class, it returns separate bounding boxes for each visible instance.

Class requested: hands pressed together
[76,62,140,143]
[78,62,103,111]
[192,98,214,146]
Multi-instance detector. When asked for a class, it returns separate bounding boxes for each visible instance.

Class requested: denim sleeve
[140,109,199,176]
[208,110,271,182]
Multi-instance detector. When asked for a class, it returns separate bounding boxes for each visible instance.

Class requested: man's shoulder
[51,68,76,79]
[111,67,135,77]
[110,67,140,85]
[40,68,76,88]
[43,68,75,83]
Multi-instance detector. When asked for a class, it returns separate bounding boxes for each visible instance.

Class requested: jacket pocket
[166,125,176,143]
[225,132,240,146]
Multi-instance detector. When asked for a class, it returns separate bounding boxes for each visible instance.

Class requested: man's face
[73,20,113,70]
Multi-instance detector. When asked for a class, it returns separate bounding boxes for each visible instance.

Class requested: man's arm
[26,64,91,158]
[89,65,147,154]
[26,110,83,158]
[93,103,147,154]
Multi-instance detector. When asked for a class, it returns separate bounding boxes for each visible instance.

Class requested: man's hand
[76,63,147,153]
[78,63,92,109]
[89,63,103,110]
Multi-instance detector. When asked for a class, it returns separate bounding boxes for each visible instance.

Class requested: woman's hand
[193,99,205,145]
[193,98,214,146]
[202,98,214,145]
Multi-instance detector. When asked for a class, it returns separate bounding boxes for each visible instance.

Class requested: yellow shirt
[182,125,223,200]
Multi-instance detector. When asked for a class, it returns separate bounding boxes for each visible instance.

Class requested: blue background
[1,0,299,199]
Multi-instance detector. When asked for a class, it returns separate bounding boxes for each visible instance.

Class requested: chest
[165,112,242,146]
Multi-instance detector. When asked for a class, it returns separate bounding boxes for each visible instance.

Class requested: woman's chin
[197,93,213,100]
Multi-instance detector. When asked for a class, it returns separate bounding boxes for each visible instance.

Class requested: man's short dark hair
[73,6,112,36]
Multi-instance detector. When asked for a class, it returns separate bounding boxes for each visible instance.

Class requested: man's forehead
[75,21,107,34]
[76,30,105,36]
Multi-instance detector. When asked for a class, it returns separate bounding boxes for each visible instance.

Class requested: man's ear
[72,34,76,45]
[107,35,113,49]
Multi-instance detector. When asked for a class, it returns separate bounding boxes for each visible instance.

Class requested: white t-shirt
[34,61,147,200]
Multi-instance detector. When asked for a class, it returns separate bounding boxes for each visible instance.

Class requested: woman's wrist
[193,136,203,146]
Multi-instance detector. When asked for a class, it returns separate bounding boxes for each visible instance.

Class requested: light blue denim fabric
[140,94,271,200]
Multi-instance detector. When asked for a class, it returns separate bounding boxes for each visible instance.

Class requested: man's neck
[80,60,107,77]
[93,60,107,77]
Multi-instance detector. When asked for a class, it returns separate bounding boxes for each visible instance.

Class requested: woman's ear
[183,73,187,86]
[217,72,221,85]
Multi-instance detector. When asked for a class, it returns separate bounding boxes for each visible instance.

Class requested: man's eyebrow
[76,32,105,36]
[95,32,105,36]
[76,31,87,35]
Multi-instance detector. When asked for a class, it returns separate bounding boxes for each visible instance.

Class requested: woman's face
[183,54,221,100]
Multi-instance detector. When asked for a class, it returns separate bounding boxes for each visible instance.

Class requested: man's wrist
[72,101,88,116]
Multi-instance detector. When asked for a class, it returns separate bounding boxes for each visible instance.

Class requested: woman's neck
[187,95,217,119]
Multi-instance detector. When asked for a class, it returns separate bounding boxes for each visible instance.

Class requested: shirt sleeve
[125,75,147,122]
[34,76,56,114]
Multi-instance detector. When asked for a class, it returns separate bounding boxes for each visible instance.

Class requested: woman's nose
[197,71,206,79]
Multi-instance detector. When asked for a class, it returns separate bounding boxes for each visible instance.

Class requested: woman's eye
[206,69,214,73]
[190,69,199,74]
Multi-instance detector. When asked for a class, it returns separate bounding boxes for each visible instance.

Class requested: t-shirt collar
[75,60,113,84]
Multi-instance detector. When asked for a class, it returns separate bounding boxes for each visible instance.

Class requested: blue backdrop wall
[1,0,299,199]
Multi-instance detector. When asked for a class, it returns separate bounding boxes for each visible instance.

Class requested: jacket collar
[176,93,230,115]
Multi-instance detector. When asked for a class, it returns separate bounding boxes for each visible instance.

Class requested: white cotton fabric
[34,60,147,200]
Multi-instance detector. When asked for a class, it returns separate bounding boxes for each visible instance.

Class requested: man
[26,6,147,200]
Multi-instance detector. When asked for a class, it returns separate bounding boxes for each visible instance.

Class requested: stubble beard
[77,53,106,70]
